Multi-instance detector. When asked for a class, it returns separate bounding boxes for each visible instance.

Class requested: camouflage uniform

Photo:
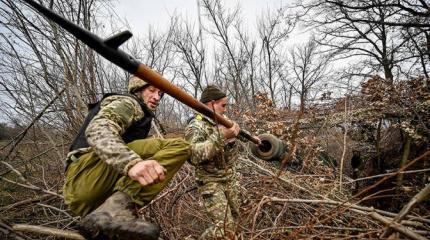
[185,114,244,239]
[63,95,190,216]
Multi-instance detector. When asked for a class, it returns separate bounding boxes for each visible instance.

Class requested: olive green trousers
[63,138,190,217]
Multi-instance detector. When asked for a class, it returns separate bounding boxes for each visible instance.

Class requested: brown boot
[79,191,160,240]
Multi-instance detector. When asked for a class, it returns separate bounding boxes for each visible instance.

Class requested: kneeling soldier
[63,75,191,239]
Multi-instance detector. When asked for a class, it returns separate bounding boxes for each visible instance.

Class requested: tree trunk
[396,135,412,195]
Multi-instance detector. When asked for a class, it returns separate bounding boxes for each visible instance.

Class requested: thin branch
[348,168,430,183]
[0,194,53,212]
[0,87,66,155]
[368,211,428,240]
[12,224,84,240]
[381,184,430,238]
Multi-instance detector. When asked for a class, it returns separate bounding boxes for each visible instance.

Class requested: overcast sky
[112,0,287,34]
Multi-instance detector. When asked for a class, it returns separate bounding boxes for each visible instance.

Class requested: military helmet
[128,75,149,93]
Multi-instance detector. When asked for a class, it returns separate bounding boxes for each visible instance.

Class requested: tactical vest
[69,93,153,151]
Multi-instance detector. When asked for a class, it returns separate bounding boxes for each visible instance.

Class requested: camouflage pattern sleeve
[184,118,225,165]
[85,95,144,175]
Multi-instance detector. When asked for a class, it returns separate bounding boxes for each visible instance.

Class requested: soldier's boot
[79,191,160,240]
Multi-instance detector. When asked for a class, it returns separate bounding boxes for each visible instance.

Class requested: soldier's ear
[206,100,215,109]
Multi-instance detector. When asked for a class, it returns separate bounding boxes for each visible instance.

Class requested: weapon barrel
[22,0,260,144]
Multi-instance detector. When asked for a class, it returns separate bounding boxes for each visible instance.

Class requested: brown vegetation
[1,0,429,239]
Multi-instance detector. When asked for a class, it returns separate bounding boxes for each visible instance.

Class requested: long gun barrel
[22,0,260,145]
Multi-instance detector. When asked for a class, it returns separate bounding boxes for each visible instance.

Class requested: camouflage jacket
[185,114,244,182]
[66,95,147,175]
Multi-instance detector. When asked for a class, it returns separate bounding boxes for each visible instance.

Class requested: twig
[339,94,349,191]
[241,156,327,200]
[381,183,430,238]
[243,156,430,224]
[0,176,62,198]
[368,211,428,240]
[249,225,430,239]
[278,111,303,176]
[0,194,53,212]
[12,224,85,240]
[0,219,30,240]
[353,149,430,199]
[140,174,190,210]
[250,196,271,240]
[36,203,72,218]
[0,160,28,183]
[396,135,412,194]
[0,87,66,155]
[244,153,430,240]
[0,147,63,199]
[348,168,430,183]
[151,121,165,138]
[0,144,66,178]
[254,197,428,227]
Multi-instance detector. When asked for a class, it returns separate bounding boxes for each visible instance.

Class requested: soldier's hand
[219,121,240,139]
[128,160,167,186]
[255,136,262,146]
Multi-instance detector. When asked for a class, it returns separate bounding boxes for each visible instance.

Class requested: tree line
[0,0,428,136]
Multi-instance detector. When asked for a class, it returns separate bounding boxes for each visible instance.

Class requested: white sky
[113,0,284,33]
[109,0,308,44]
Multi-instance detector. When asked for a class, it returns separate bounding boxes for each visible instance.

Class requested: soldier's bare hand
[254,136,262,146]
[219,121,240,139]
[128,160,166,186]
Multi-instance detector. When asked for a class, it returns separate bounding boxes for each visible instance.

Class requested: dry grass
[0,139,429,239]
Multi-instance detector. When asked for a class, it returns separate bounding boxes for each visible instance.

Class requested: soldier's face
[210,97,228,115]
[139,85,163,110]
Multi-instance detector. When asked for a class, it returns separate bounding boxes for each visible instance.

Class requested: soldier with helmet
[63,75,190,240]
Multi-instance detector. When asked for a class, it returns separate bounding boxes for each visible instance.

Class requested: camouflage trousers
[63,138,190,217]
[198,178,241,240]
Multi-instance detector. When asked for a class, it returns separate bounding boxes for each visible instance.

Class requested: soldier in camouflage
[63,75,191,240]
[185,85,249,239]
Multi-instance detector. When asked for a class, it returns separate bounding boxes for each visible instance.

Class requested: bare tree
[257,6,296,106]
[134,19,186,127]
[325,0,430,28]
[200,0,250,104]
[0,0,116,235]
[296,0,428,84]
[172,16,205,98]
[235,24,258,107]
[287,37,331,112]
[141,24,176,75]
[401,27,430,82]
[0,0,106,136]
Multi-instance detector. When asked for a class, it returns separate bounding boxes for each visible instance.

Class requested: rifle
[21,0,265,146]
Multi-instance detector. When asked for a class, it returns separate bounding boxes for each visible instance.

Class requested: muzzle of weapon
[21,0,285,160]
[249,133,286,161]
